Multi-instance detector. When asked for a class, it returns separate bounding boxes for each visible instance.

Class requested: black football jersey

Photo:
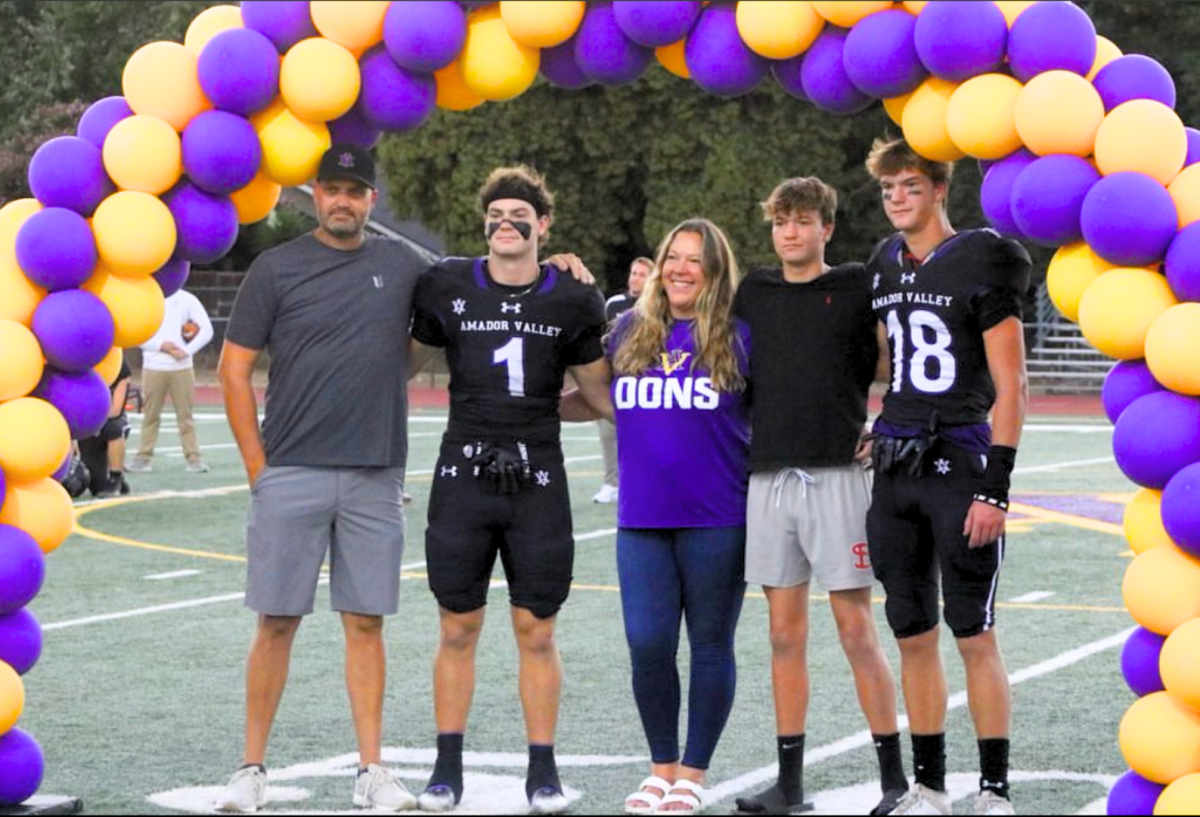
[868,229,1032,428]
[412,257,607,444]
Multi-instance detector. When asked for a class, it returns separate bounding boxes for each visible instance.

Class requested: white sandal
[655,778,707,814]
[625,776,673,815]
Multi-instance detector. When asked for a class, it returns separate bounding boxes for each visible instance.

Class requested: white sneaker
[592,484,618,504]
[126,458,152,473]
[214,766,267,813]
[353,763,417,810]
[186,460,210,473]
[529,786,569,815]
[973,790,1015,815]
[888,784,951,816]
[417,785,458,812]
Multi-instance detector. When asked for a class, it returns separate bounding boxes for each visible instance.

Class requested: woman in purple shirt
[609,218,752,815]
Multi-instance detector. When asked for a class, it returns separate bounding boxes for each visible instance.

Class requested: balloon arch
[2,1,1200,811]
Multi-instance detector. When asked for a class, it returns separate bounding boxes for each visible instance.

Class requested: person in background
[76,357,133,498]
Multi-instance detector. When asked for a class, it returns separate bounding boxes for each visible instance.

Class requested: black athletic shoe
[871,787,910,816]
[734,784,814,815]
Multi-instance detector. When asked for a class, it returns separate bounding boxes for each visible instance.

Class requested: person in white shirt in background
[127,288,215,474]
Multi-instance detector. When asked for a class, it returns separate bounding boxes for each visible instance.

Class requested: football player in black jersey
[408,166,612,815]
[864,139,1031,817]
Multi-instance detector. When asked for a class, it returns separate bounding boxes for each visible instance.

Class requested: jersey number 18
[885,309,956,395]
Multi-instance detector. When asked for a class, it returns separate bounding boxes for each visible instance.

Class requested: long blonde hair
[611,218,745,394]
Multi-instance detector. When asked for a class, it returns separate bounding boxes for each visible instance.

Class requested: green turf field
[21,406,1132,815]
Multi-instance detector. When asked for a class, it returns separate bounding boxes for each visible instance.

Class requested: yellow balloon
[91,192,177,279]
[1088,35,1124,81]
[1121,692,1200,785]
[500,1,585,48]
[83,267,167,349]
[251,99,332,187]
[656,40,690,80]
[946,73,1024,160]
[0,256,45,327]
[1046,242,1116,323]
[736,1,824,60]
[230,170,283,225]
[0,320,44,402]
[0,477,75,554]
[902,77,965,163]
[1078,268,1178,360]
[435,61,485,112]
[1014,70,1104,157]
[994,1,1037,27]
[94,346,125,387]
[1095,100,1188,187]
[122,41,212,132]
[1168,164,1200,229]
[1146,303,1200,396]
[184,4,243,54]
[1124,544,1200,636]
[1156,773,1200,816]
[460,6,540,102]
[811,1,890,27]
[0,199,42,267]
[280,38,361,123]
[0,662,23,736]
[883,92,912,127]
[903,1,928,14]
[1160,619,1200,713]
[102,114,183,195]
[310,1,388,53]
[1125,488,1174,556]
[0,398,70,484]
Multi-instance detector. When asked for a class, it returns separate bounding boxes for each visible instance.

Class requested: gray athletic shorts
[245,465,406,617]
[745,465,876,591]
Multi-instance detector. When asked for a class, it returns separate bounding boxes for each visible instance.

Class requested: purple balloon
[358,47,437,133]
[0,608,42,677]
[1107,770,1165,816]
[0,729,44,808]
[33,368,113,441]
[540,35,595,89]
[980,149,1037,238]
[182,111,262,196]
[575,2,654,87]
[1185,128,1200,169]
[612,1,701,48]
[383,0,466,74]
[1113,390,1200,489]
[31,289,115,373]
[164,183,240,266]
[197,27,281,117]
[844,10,927,99]
[1093,55,1177,112]
[152,255,191,299]
[1103,360,1165,424]
[240,0,318,53]
[328,104,383,150]
[1081,172,1179,267]
[27,136,114,217]
[1007,1,1096,83]
[1010,154,1099,247]
[1165,221,1200,302]
[771,55,809,102]
[684,3,768,97]
[76,97,133,150]
[15,207,98,291]
[0,526,45,616]
[1121,627,1165,698]
[913,0,1007,83]
[1163,463,1200,556]
[51,448,72,483]
[801,27,874,116]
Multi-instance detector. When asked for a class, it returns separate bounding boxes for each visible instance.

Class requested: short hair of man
[478,165,556,220]
[760,177,838,225]
[864,137,954,188]
[631,256,655,271]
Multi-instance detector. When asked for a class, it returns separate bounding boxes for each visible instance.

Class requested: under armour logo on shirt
[901,272,917,285]
[501,302,522,314]
[441,466,458,478]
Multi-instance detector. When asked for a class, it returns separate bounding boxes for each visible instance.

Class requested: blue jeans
[617,526,747,770]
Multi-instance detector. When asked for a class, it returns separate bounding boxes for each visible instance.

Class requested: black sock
[873,732,908,793]
[912,733,946,793]
[240,763,265,773]
[979,738,1010,799]
[526,744,561,801]
[427,733,464,803]
[777,734,805,802]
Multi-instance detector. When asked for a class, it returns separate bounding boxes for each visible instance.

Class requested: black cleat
[734,784,814,815]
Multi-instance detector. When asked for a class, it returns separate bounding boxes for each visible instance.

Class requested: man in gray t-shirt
[214,144,426,813]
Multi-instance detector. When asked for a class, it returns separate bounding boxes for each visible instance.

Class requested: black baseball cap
[317,143,376,188]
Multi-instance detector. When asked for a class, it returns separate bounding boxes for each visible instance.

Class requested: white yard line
[1014,457,1116,475]
[143,570,203,581]
[1009,591,1056,604]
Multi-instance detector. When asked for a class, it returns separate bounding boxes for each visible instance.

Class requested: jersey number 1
[493,337,526,396]
[885,309,955,395]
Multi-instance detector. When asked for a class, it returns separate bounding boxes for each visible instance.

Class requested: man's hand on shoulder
[545,253,596,286]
